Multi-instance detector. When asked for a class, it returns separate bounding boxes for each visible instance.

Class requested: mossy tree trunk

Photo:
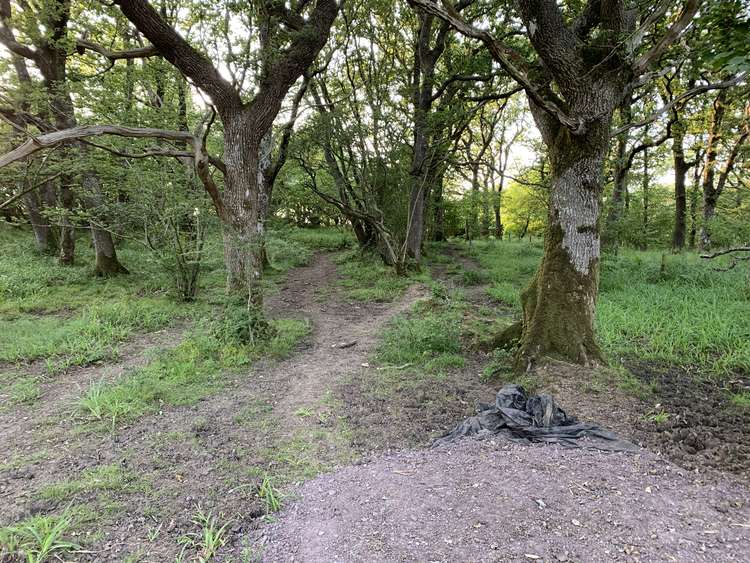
[516,115,611,371]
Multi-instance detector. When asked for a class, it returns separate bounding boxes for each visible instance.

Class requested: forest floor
[1,239,749,562]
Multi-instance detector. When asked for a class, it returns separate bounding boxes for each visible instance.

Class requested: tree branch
[633,0,700,75]
[113,0,241,114]
[613,75,745,136]
[408,0,583,133]
[75,39,160,61]
[0,125,196,168]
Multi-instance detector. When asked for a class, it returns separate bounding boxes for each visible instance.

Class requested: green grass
[0,511,81,563]
[460,240,750,377]
[177,507,231,562]
[375,299,463,367]
[266,226,353,272]
[77,318,310,428]
[335,250,426,302]
[258,474,282,514]
[0,229,195,369]
[0,227,337,370]
[38,465,140,501]
[7,377,41,405]
[729,391,750,409]
[0,300,180,370]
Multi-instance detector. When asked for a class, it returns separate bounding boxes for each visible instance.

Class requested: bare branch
[633,0,700,75]
[407,0,583,133]
[613,75,745,136]
[75,39,160,61]
[0,125,196,168]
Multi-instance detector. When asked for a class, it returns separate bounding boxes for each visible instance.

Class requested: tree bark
[23,183,57,254]
[604,102,631,244]
[641,145,649,250]
[671,121,689,250]
[406,12,449,263]
[221,116,267,308]
[698,91,726,251]
[432,173,446,241]
[113,0,338,327]
[516,126,606,370]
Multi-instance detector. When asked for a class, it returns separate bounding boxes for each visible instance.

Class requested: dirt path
[1,253,425,561]
[267,254,424,439]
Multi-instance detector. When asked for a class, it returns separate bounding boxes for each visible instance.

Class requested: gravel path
[262,438,750,562]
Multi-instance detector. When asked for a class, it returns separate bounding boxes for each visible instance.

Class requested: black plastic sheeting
[433,384,638,452]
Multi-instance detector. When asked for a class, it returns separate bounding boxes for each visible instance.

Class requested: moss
[515,223,604,370]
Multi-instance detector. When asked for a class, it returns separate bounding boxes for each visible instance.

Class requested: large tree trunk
[82,172,128,276]
[405,11,445,263]
[221,117,268,312]
[23,186,57,255]
[516,128,606,370]
[672,124,689,250]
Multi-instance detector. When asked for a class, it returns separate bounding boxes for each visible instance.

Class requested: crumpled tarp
[433,384,638,452]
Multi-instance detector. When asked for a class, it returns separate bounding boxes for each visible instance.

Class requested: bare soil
[627,361,750,479]
[262,439,750,563]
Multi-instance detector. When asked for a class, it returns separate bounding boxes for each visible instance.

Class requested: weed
[644,405,671,424]
[335,250,425,302]
[177,507,230,562]
[38,464,139,501]
[0,511,80,563]
[258,474,282,514]
[8,378,41,405]
[376,303,462,367]
[460,268,489,286]
[79,380,134,429]
[77,319,307,428]
[295,408,314,418]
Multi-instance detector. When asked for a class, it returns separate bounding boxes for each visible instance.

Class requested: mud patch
[627,361,750,480]
[337,358,496,450]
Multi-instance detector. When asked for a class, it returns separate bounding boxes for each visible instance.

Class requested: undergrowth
[463,240,750,377]
[77,316,310,428]
[335,249,428,302]
[0,509,83,563]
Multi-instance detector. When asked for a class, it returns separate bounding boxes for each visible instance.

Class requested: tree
[0,0,339,334]
[113,0,338,322]
[699,92,749,250]
[410,0,701,369]
[0,0,130,274]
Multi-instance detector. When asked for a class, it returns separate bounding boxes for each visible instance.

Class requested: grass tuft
[0,511,80,563]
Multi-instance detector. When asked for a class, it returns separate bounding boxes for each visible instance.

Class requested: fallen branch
[700,247,750,259]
